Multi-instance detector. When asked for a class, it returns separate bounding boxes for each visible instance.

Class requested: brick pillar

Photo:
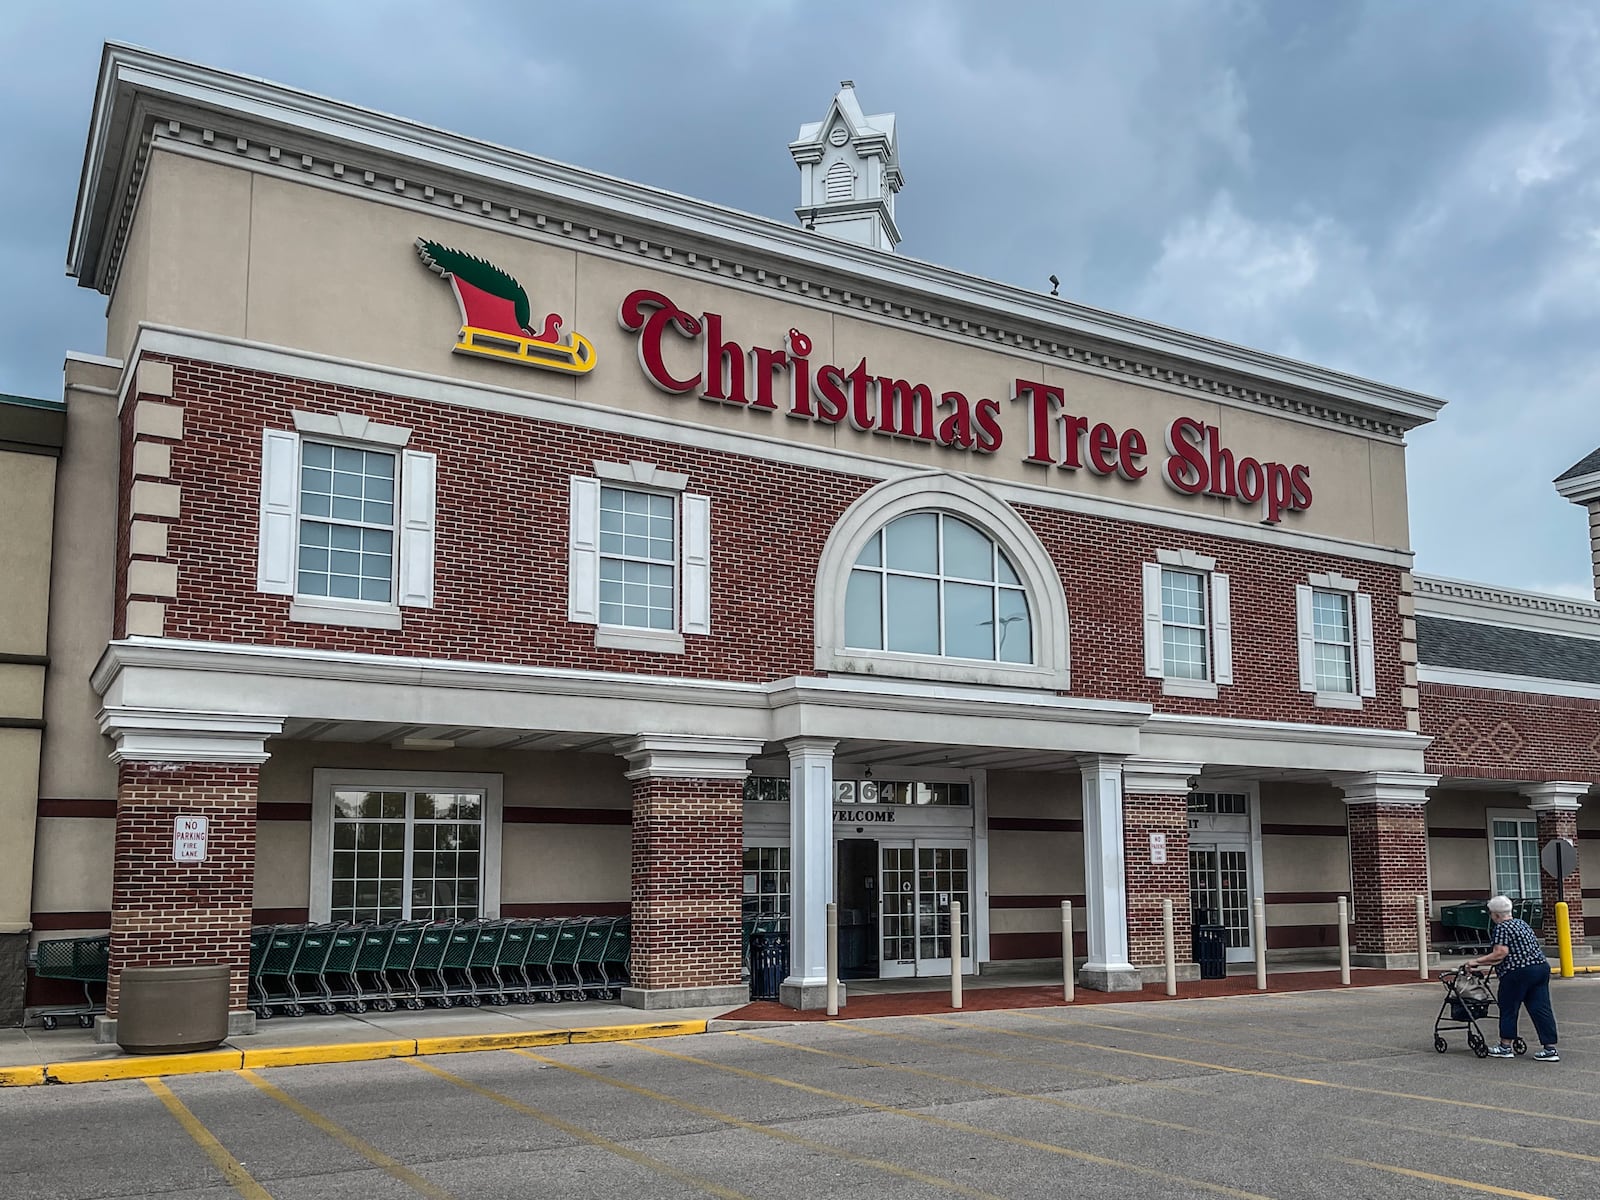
[108,762,260,1019]
[1122,759,1199,973]
[1340,772,1437,967]
[619,734,763,1010]
[1525,783,1587,949]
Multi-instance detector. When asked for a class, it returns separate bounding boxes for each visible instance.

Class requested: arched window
[845,513,1032,664]
[814,472,1071,690]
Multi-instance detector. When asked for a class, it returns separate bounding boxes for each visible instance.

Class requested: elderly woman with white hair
[1467,895,1559,1061]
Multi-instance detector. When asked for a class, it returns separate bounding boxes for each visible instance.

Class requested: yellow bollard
[1557,900,1575,979]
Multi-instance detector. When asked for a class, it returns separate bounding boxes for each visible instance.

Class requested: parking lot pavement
[4,979,1598,1200]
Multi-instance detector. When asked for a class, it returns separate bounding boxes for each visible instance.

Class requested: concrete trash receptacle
[116,964,231,1054]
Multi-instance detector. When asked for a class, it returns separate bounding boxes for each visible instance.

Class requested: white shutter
[1295,584,1317,692]
[397,450,437,608]
[681,493,711,636]
[1355,591,1376,698]
[1142,562,1164,677]
[257,429,299,595]
[568,476,600,624]
[1211,573,1234,685]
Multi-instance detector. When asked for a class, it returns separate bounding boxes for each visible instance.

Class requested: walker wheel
[1470,1036,1490,1059]
[1513,1038,1527,1056]
[1434,1036,1448,1054]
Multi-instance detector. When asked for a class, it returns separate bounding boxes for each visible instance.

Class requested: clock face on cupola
[788,80,903,252]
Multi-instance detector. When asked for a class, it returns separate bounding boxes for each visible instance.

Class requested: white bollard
[1062,900,1074,1003]
[1163,898,1177,997]
[1337,895,1351,986]
[950,899,963,1010]
[1254,898,1268,991]
[826,902,839,1016]
[1416,894,1430,981]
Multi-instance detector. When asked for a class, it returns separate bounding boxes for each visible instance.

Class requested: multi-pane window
[598,486,675,630]
[742,846,791,921]
[329,788,484,923]
[837,779,973,806]
[1311,589,1355,693]
[297,441,396,603]
[844,513,1032,664]
[1161,568,1210,680]
[1188,792,1247,816]
[1491,817,1541,900]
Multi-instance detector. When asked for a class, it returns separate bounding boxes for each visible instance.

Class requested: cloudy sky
[3,1,1598,595]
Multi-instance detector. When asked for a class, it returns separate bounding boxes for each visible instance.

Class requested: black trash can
[749,931,789,1002]
[1192,925,1227,981]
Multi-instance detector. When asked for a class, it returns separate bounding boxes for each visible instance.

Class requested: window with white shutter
[255,412,428,629]
[569,461,708,653]
[1144,550,1230,698]
[1296,572,1371,708]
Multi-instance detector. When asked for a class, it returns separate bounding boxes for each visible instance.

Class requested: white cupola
[789,81,902,253]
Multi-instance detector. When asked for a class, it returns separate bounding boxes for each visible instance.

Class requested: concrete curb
[0,1020,707,1087]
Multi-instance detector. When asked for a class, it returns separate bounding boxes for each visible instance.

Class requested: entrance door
[915,843,974,976]
[1189,842,1253,962]
[878,841,916,978]
[835,839,879,979]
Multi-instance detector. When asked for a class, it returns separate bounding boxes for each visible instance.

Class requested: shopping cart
[31,935,109,1029]
[1434,967,1526,1058]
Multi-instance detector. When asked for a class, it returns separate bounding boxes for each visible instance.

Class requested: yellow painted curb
[241,1039,415,1069]
[415,1029,569,1055]
[0,1065,47,1087]
[46,1050,245,1084]
[569,1020,706,1044]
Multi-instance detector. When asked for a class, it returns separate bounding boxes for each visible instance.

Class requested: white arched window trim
[814,472,1071,690]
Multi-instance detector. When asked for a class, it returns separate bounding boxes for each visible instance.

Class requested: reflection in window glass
[328,787,486,923]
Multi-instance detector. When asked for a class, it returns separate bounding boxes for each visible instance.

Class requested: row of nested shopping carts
[252,916,630,1019]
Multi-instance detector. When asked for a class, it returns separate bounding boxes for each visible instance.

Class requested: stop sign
[1541,837,1578,881]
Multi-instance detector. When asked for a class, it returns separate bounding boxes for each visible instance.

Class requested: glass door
[915,843,974,977]
[878,842,916,978]
[1189,842,1253,963]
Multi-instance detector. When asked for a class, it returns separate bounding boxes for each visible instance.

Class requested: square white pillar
[780,737,835,1010]
[1077,754,1141,992]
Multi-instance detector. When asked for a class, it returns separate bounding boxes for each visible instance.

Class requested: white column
[780,737,836,1010]
[1077,754,1140,992]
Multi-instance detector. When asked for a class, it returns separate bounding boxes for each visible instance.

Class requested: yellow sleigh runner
[455,325,597,374]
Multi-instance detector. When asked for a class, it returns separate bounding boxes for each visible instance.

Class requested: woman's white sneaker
[1534,1048,1561,1062]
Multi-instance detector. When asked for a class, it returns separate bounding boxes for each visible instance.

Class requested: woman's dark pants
[1498,961,1557,1046]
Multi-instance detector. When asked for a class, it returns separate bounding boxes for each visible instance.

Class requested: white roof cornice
[70,43,1445,433]
[1413,573,1600,637]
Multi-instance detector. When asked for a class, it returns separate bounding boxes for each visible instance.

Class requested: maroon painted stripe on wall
[37,799,116,818]
[258,802,312,821]
[1260,824,1345,837]
[31,911,111,931]
[502,807,632,825]
[1429,827,1492,839]
[990,894,1087,909]
[500,901,631,917]
[1266,925,1339,949]
[991,931,1085,960]
[254,907,310,924]
[989,818,1083,833]
[1264,892,1344,904]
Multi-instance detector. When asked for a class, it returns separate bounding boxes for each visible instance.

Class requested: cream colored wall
[117,151,1414,550]
[30,816,113,915]
[988,771,1084,941]
[1428,789,1505,909]
[0,734,44,931]
[39,360,121,802]
[501,825,630,906]
[255,821,311,909]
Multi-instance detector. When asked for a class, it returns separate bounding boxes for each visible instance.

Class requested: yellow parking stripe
[629,1041,1276,1200]
[1335,1158,1556,1200]
[144,1078,274,1200]
[508,1048,1008,1200]
[734,1029,1210,1135]
[920,1014,1600,1128]
[406,1058,753,1200]
[1340,1112,1600,1167]
[238,1070,457,1200]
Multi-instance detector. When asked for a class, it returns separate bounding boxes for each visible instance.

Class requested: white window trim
[258,414,436,628]
[1144,551,1231,697]
[1485,808,1540,900]
[309,768,503,923]
[814,472,1070,689]
[569,460,708,654]
[1297,577,1375,708]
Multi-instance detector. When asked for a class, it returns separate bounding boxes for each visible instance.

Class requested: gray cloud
[1,0,1596,593]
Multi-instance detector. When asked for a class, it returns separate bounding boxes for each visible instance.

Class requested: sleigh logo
[415,238,597,375]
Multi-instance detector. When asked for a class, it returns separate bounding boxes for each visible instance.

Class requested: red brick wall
[125,352,1405,726]
[629,777,742,991]
[1421,683,1600,782]
[1347,802,1428,956]
[1122,793,1191,966]
[1534,808,1583,947]
[108,762,259,1016]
